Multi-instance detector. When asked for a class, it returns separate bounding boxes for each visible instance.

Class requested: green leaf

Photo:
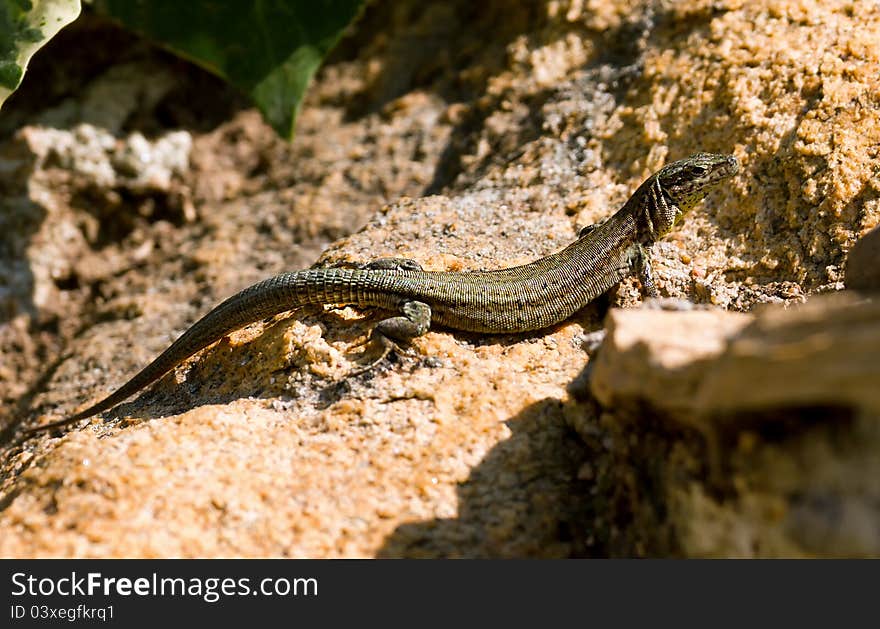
[92,0,364,139]
[0,0,82,108]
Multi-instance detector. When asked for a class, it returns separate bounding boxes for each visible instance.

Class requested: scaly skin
[26,153,738,433]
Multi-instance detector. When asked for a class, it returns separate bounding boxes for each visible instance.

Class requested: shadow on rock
[377,398,597,558]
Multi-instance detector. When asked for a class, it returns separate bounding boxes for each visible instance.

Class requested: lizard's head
[652,152,739,234]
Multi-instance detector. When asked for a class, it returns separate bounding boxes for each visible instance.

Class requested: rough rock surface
[585,293,880,557]
[591,295,880,420]
[589,306,753,418]
[1,0,879,557]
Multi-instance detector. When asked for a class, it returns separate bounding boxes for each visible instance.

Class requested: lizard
[24,152,739,433]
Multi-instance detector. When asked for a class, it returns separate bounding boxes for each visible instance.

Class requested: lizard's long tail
[23,269,368,433]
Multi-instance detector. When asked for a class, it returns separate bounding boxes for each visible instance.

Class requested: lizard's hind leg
[349,300,432,376]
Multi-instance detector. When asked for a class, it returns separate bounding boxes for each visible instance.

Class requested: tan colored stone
[697,294,880,418]
[585,293,880,557]
[590,308,752,417]
[590,293,880,422]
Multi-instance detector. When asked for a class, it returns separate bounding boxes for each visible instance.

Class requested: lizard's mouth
[716,154,740,180]
[683,155,739,208]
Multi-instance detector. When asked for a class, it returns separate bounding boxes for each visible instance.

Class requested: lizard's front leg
[578,217,609,238]
[634,244,659,299]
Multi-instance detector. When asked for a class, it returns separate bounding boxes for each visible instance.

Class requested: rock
[845,225,880,291]
[586,293,880,557]
[590,293,880,424]
[589,308,752,418]
[696,294,880,420]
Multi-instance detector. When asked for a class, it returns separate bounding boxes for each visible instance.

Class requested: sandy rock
[591,294,880,422]
[697,294,880,419]
[20,124,192,192]
[585,292,880,557]
[589,307,752,418]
